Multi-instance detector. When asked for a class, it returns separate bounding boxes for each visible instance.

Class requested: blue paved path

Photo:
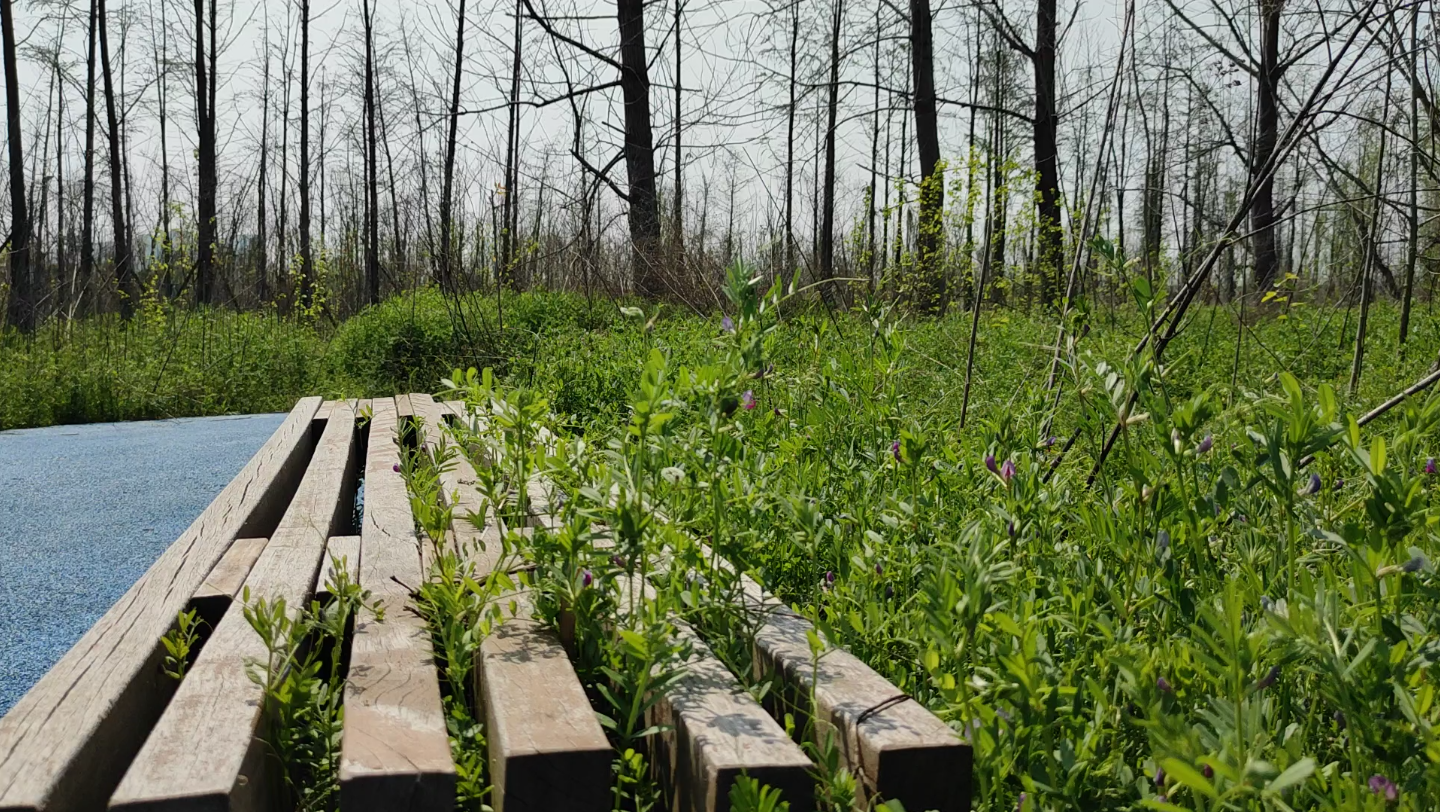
[0,413,286,715]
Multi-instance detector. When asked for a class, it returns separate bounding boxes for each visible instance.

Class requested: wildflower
[1045,435,1058,448]
[1000,459,1016,483]
[1333,710,1346,729]
[985,453,998,474]
[884,584,895,599]
[1255,665,1280,690]
[1260,595,1275,612]
[1007,521,1015,537]
[1155,766,1167,787]
[721,315,735,333]
[875,561,884,575]
[1015,792,1026,811]
[892,440,902,462]
[1427,457,1438,475]
[1157,676,1173,693]
[1403,554,1426,573]
[1197,434,1213,454]
[1368,774,1398,802]
[1202,764,1214,779]
[1156,796,1167,804]
[774,408,782,417]
[1304,472,1322,495]
[611,554,625,569]
[392,463,401,473]
[1156,530,1171,554]
[1333,478,1345,492]
[741,390,756,411]
[581,569,594,588]
[825,570,836,585]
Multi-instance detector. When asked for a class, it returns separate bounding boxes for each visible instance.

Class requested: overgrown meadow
[390,271,1440,812]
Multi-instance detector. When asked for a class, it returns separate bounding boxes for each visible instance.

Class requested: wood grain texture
[192,537,269,602]
[109,403,360,811]
[0,397,322,812]
[474,594,610,812]
[730,561,971,812]
[316,535,362,598]
[339,397,456,810]
[410,394,503,576]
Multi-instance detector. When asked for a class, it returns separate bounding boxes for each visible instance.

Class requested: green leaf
[1265,758,1315,794]
[1160,758,1217,799]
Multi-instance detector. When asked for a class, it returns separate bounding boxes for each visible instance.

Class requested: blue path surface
[0,413,286,715]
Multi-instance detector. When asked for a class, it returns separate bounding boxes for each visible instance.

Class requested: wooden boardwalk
[0,397,972,812]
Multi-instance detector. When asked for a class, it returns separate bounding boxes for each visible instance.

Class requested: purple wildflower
[1333,710,1346,729]
[721,315,735,333]
[1427,457,1438,475]
[774,408,782,417]
[741,390,756,411]
[1155,766,1167,787]
[1007,521,1016,537]
[611,554,625,569]
[1045,435,1058,448]
[1202,764,1214,779]
[884,584,895,599]
[392,463,402,473]
[1334,478,1345,492]
[1368,774,1398,802]
[825,570,836,585]
[1157,676,1173,693]
[1305,472,1323,495]
[1157,530,1171,553]
[1261,595,1275,612]
[581,569,594,588]
[1000,459,1016,483]
[1256,665,1281,690]
[1015,792,1026,811]
[892,440,902,462]
[875,561,884,575]
[1403,554,1426,573]
[1197,434,1213,454]
[985,453,998,474]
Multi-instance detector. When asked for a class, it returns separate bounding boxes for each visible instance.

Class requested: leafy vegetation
[403,268,1440,811]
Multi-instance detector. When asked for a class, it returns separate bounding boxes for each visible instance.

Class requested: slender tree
[1,0,31,331]
[438,0,467,294]
[98,0,133,316]
[361,0,378,304]
[297,0,314,306]
[818,0,843,297]
[193,0,218,304]
[910,0,944,312]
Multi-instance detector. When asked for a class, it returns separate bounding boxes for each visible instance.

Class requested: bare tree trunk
[672,0,684,265]
[438,0,467,295]
[910,0,944,313]
[784,0,797,274]
[54,42,66,311]
[154,0,173,297]
[617,0,662,297]
[818,0,843,296]
[1033,0,1062,304]
[194,0,218,304]
[362,0,379,304]
[256,18,270,303]
[1,0,31,331]
[1250,0,1281,293]
[1399,2,1419,344]
[98,0,133,317]
[297,0,314,307]
[1351,75,1390,394]
[81,0,97,311]
[500,0,521,286]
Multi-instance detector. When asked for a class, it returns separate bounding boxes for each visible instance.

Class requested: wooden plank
[613,574,813,812]
[339,397,456,810]
[732,566,971,812]
[192,537,269,603]
[410,394,503,575]
[109,403,360,811]
[316,535,362,598]
[475,601,611,812]
[0,397,323,812]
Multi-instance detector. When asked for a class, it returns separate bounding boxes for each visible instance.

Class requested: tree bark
[297,0,314,307]
[910,0,944,313]
[784,0,798,274]
[617,0,662,297]
[81,0,97,312]
[362,0,379,304]
[500,0,521,287]
[818,0,843,298]
[1249,0,1282,293]
[193,0,218,305]
[438,0,467,295]
[98,0,133,316]
[1033,0,1062,304]
[1,0,31,331]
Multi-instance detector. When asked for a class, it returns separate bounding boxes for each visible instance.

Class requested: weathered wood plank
[108,402,359,811]
[613,574,813,812]
[339,397,456,810]
[410,394,503,574]
[0,397,323,812]
[732,563,971,812]
[316,535,362,598]
[192,537,269,603]
[475,602,611,812]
